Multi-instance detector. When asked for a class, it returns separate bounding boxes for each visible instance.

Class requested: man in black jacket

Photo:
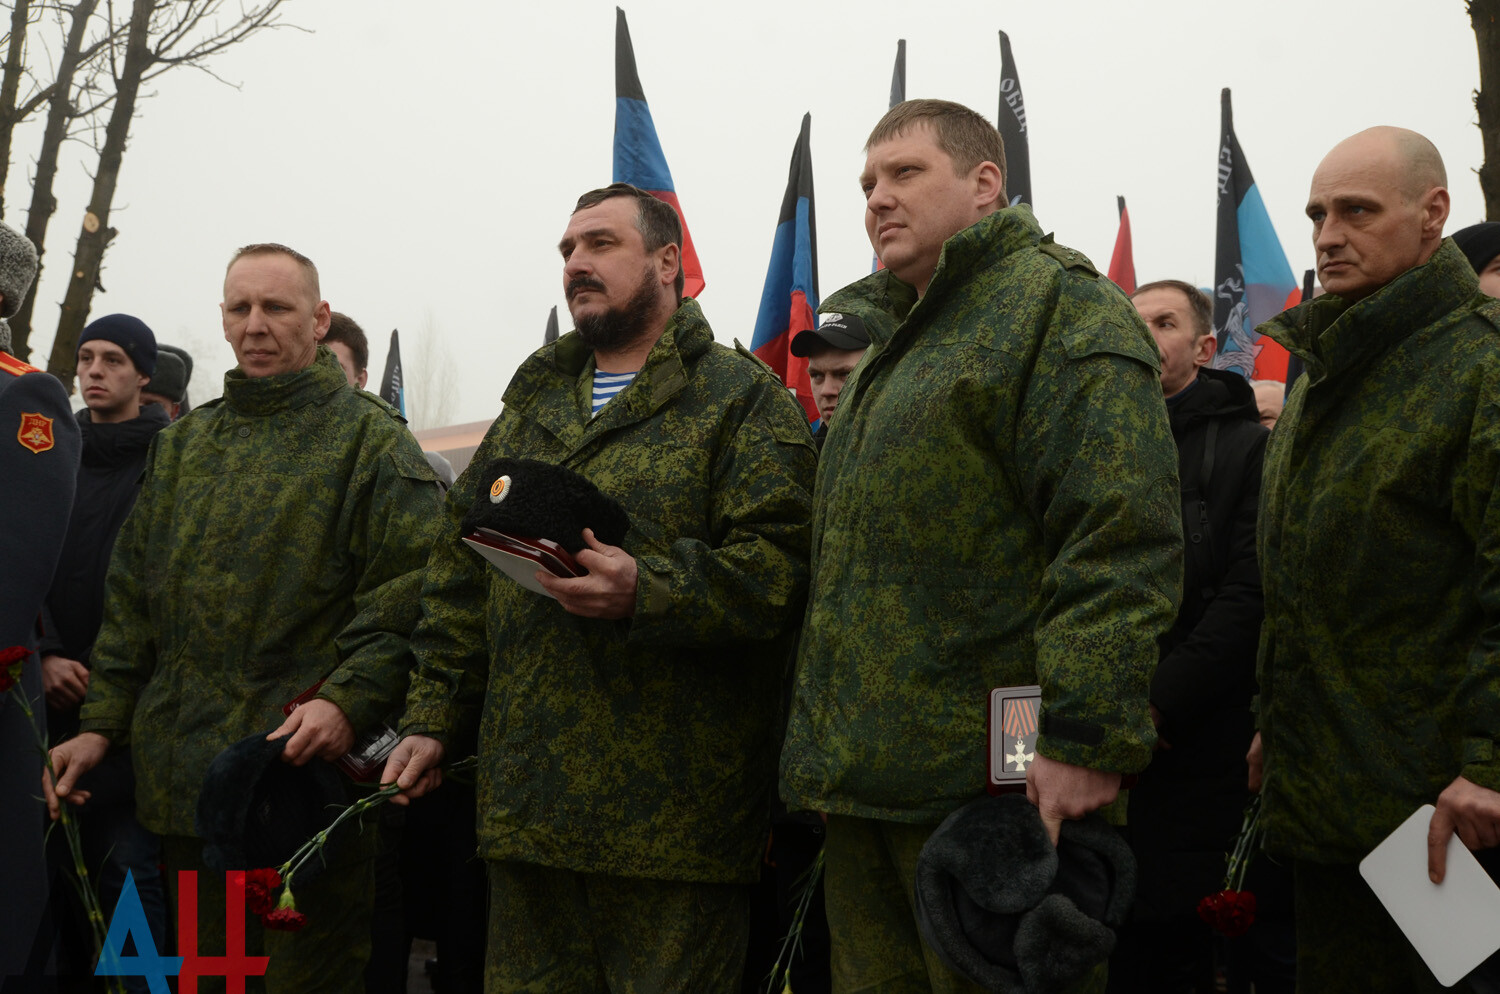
[40,313,170,990]
[1107,280,1271,993]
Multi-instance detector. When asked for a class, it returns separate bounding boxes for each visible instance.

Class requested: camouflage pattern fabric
[781,206,1183,823]
[483,860,749,993]
[399,299,816,884]
[823,815,1105,994]
[1290,858,1472,993]
[1255,238,1500,862]
[80,346,443,836]
[164,830,377,994]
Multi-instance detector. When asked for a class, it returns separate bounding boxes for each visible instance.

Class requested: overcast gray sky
[3,0,1485,428]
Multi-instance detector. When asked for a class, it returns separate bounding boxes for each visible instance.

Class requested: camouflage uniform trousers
[1292,859,1478,993]
[483,859,750,993]
[163,831,376,994]
[824,815,1107,994]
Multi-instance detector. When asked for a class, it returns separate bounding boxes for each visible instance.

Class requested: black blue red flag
[1108,195,1136,294]
[1210,88,1300,382]
[997,31,1031,208]
[874,40,906,272]
[889,39,906,108]
[378,329,404,417]
[613,7,704,299]
[751,112,818,422]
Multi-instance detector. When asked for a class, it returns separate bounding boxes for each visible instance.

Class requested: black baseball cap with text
[790,312,871,357]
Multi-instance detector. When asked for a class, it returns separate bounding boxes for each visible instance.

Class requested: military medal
[988,685,1041,792]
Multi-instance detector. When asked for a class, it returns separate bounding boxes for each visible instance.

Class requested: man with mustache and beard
[383,183,817,992]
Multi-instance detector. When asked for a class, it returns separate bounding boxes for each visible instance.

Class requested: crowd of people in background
[7,96,1500,994]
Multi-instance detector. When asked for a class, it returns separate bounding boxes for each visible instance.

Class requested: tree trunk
[45,0,151,387]
[8,0,99,362]
[0,0,32,219]
[1474,0,1500,220]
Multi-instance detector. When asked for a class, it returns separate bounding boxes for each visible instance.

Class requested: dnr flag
[378,329,404,417]
[751,112,818,422]
[614,7,705,299]
[1108,195,1136,294]
[874,40,907,273]
[1211,88,1300,381]
[997,31,1031,208]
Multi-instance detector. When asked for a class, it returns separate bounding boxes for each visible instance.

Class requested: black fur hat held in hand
[914,792,1137,994]
[460,458,629,554]
[195,731,348,884]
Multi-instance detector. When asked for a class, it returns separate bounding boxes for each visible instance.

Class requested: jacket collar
[221,345,348,417]
[77,402,170,467]
[511,299,715,451]
[1258,238,1479,384]
[818,206,1044,348]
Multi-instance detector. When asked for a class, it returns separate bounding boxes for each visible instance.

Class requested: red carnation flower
[261,906,307,932]
[0,645,27,694]
[1197,888,1257,937]
[244,868,282,916]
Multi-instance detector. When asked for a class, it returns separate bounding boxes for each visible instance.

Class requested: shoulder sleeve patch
[1038,235,1101,279]
[1059,317,1162,372]
[387,440,439,482]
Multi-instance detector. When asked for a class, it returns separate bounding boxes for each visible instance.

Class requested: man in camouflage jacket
[778,100,1182,992]
[1252,127,1500,991]
[385,184,815,992]
[47,244,442,992]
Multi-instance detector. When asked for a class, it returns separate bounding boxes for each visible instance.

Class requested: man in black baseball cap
[790,311,870,438]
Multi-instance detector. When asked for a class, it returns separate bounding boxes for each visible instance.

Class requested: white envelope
[1359,804,1500,987]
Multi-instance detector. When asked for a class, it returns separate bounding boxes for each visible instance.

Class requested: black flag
[997,31,1031,208]
[544,306,559,345]
[889,39,906,108]
[379,329,404,417]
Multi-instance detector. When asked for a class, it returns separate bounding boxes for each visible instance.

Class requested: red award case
[282,680,399,783]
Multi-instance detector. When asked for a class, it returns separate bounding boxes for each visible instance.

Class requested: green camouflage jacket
[780,206,1182,823]
[398,300,816,884]
[1257,238,1500,861]
[80,347,442,836]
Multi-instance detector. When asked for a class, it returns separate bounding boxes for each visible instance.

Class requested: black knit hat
[1453,222,1500,277]
[196,732,349,884]
[461,458,629,554]
[78,313,157,376]
[915,793,1136,994]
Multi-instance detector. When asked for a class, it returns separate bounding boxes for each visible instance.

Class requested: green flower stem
[764,848,823,994]
[7,684,126,994]
[1223,793,1263,892]
[276,756,479,894]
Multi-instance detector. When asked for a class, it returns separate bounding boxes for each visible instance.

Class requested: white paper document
[1359,804,1500,987]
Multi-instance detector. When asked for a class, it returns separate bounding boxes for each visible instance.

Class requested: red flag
[1108,196,1136,295]
[613,8,705,298]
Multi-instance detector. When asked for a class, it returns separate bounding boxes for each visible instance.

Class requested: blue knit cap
[78,313,157,376]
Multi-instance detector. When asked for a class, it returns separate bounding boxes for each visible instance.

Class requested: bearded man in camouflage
[383,183,816,992]
[47,243,443,992]
[778,99,1183,993]
[1250,127,1500,992]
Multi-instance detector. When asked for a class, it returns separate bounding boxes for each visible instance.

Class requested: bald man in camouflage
[1252,127,1500,991]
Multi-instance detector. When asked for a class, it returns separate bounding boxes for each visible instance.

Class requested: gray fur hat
[146,351,187,404]
[915,792,1136,994]
[0,221,38,320]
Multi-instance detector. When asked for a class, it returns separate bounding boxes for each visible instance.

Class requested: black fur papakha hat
[460,458,629,554]
[914,792,1136,994]
[196,732,348,884]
